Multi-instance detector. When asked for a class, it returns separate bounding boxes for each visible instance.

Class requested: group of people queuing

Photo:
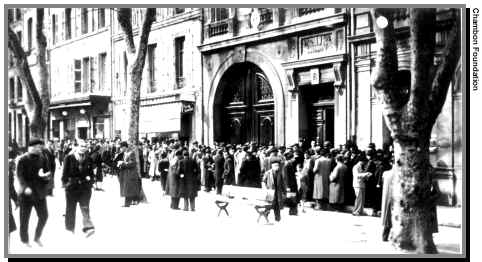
[10,134,437,247]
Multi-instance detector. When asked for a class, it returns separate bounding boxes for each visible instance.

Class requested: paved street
[8,168,462,255]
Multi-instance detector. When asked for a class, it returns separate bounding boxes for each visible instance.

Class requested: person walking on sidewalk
[61,140,95,237]
[352,152,372,216]
[179,150,200,211]
[15,139,51,247]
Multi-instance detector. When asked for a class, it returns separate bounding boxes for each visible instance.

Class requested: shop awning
[49,102,92,110]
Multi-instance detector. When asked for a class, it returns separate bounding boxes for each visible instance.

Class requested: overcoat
[166,157,181,198]
[118,150,141,198]
[313,156,332,200]
[179,157,200,198]
[223,156,235,185]
[239,156,261,188]
[329,163,347,204]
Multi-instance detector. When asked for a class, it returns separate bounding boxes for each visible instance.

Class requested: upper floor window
[81,8,89,34]
[98,53,107,92]
[65,8,72,40]
[174,8,185,15]
[147,44,157,93]
[15,8,21,21]
[298,8,324,16]
[52,15,58,45]
[259,8,273,24]
[8,9,14,23]
[27,18,33,50]
[74,59,82,93]
[98,8,106,28]
[175,36,185,88]
[9,78,15,100]
[17,77,23,102]
[211,8,229,22]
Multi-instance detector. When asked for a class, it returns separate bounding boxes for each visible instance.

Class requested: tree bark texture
[8,26,43,139]
[117,8,156,176]
[37,9,50,141]
[371,8,460,253]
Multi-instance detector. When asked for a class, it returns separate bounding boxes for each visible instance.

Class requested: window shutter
[75,8,80,37]
[61,11,65,41]
[89,56,95,93]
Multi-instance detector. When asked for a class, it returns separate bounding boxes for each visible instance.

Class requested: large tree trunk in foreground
[371,8,460,253]
[37,8,50,141]
[117,8,156,176]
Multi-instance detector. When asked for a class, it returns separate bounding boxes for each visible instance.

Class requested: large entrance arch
[213,62,274,146]
[206,49,286,146]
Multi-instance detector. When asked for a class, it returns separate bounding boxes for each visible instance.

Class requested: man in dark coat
[269,157,286,222]
[43,140,56,196]
[213,149,225,195]
[283,153,298,216]
[117,143,141,207]
[223,150,235,186]
[158,151,170,194]
[238,151,261,188]
[179,150,200,211]
[89,144,104,191]
[16,139,50,247]
[61,140,95,237]
[166,149,183,209]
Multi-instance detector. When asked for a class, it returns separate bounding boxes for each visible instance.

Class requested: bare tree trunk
[371,8,460,253]
[8,26,43,139]
[117,8,156,176]
[37,8,50,141]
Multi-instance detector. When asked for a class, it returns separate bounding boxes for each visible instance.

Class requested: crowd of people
[8,135,409,248]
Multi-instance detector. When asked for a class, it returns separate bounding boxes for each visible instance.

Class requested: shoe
[85,229,95,238]
[191,209,195,212]
[183,208,189,211]
[34,239,44,247]
[21,242,32,248]
[121,205,130,207]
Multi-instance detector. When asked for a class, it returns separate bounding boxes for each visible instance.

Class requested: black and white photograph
[3,2,471,259]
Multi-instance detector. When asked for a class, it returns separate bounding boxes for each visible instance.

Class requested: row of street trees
[8,8,460,254]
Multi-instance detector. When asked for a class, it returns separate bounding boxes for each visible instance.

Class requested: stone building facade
[7,7,462,206]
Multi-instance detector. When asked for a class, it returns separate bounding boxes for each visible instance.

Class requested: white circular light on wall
[62,111,68,116]
[376,16,389,29]
[80,109,86,114]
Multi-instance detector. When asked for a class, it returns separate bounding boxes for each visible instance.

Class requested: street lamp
[62,111,68,116]
[376,15,388,29]
[80,109,86,114]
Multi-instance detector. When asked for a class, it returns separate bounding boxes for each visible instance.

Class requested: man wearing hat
[15,138,51,247]
[167,149,183,209]
[352,152,373,216]
[61,140,96,237]
[213,149,225,195]
[223,149,235,186]
[262,156,286,222]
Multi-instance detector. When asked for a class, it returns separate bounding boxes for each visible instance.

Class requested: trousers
[183,197,196,211]
[353,187,366,215]
[19,197,48,243]
[65,189,94,232]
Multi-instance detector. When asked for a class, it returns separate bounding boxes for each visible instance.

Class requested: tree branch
[406,8,436,134]
[117,8,136,54]
[8,26,43,138]
[132,8,156,74]
[371,8,408,139]
[428,9,461,126]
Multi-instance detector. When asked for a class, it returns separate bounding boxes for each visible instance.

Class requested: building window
[82,57,90,92]
[147,44,157,93]
[94,117,105,139]
[8,9,14,23]
[74,59,82,93]
[259,8,273,24]
[15,8,21,21]
[17,31,22,48]
[98,53,107,92]
[298,8,324,16]
[52,15,57,45]
[211,8,229,22]
[17,77,23,102]
[65,8,72,40]
[9,78,15,100]
[123,52,128,96]
[174,8,185,14]
[98,8,106,28]
[81,8,88,34]
[175,37,185,89]
[27,18,33,50]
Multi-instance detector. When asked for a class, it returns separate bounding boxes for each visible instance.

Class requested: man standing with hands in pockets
[15,139,51,248]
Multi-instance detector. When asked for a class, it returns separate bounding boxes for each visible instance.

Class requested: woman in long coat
[239,151,261,188]
[313,150,332,209]
[166,150,182,209]
[118,146,141,207]
[329,154,347,210]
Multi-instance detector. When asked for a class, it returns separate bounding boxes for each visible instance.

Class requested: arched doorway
[213,62,274,146]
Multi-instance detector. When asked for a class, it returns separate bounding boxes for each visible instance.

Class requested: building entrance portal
[214,62,274,146]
